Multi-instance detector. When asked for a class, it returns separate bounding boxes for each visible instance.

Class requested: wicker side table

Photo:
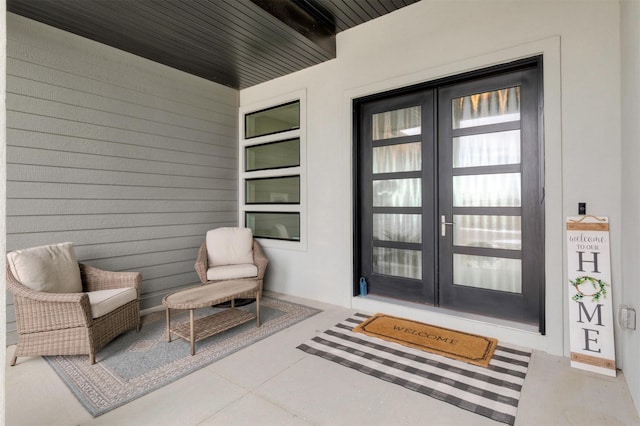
[162,279,260,355]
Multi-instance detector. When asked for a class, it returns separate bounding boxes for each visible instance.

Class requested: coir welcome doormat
[353,313,498,367]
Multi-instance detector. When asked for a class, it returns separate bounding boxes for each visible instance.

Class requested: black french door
[358,91,436,304]
[355,59,544,329]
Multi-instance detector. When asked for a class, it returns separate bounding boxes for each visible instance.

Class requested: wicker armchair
[194,228,268,293]
[7,262,141,366]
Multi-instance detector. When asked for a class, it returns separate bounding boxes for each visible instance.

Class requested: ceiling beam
[250,0,336,58]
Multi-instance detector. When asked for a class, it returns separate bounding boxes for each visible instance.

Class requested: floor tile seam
[194,391,250,426]
[204,368,257,395]
[193,386,316,426]
[254,388,319,426]
[204,346,305,392]
[245,387,318,426]
[249,355,320,422]
[191,369,273,426]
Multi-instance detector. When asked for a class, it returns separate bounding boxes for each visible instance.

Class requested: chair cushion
[6,242,82,293]
[206,227,254,266]
[206,264,258,281]
[87,287,137,319]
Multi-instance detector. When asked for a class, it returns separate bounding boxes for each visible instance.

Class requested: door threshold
[353,294,539,334]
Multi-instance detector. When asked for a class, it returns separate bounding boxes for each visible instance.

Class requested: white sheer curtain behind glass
[453,87,520,129]
[453,130,520,167]
[371,106,423,280]
[451,87,523,293]
[373,106,421,140]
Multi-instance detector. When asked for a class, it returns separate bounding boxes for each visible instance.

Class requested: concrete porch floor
[5,293,640,426]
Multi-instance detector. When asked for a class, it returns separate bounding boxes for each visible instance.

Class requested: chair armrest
[6,265,92,333]
[194,242,209,285]
[80,264,141,296]
[252,239,269,281]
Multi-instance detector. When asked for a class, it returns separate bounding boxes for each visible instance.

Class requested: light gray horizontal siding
[5,14,240,344]
[8,128,235,168]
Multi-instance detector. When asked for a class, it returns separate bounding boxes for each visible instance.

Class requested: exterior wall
[5,14,239,343]
[621,0,640,413]
[1,0,8,419]
[240,0,622,359]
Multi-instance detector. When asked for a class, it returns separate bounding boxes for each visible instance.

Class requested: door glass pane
[452,87,520,129]
[245,101,300,139]
[453,254,521,293]
[453,173,521,207]
[373,178,421,207]
[245,139,300,171]
[245,212,300,241]
[373,247,422,279]
[245,176,300,204]
[373,214,421,243]
[373,106,421,140]
[453,130,520,168]
[453,215,521,250]
[373,142,421,173]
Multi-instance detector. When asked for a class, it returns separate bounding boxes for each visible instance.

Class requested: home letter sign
[566,216,616,376]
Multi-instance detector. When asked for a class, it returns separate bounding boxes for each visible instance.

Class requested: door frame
[353,56,545,332]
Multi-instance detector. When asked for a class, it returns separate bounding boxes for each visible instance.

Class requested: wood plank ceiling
[7,0,419,90]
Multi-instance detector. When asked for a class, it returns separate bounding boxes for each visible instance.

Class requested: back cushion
[7,242,83,293]
[206,227,254,266]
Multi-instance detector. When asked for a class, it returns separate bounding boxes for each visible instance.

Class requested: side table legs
[166,308,197,356]
[256,293,261,327]
[166,307,171,342]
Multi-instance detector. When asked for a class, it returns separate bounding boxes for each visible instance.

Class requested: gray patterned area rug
[46,297,320,417]
[297,313,531,426]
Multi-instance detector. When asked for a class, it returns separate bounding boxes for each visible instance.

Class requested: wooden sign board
[566,216,616,377]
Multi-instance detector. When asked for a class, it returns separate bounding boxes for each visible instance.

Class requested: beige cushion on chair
[206,263,258,281]
[87,287,138,319]
[6,242,82,293]
[206,227,254,266]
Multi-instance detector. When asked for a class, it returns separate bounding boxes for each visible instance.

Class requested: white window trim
[239,89,307,251]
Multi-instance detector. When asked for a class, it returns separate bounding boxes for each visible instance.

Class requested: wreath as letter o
[569,276,608,303]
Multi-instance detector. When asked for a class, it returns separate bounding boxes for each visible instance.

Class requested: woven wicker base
[170,308,256,344]
[214,298,255,308]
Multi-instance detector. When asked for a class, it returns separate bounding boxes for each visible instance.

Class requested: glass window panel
[373,247,422,279]
[453,215,521,250]
[453,173,520,207]
[245,176,300,204]
[245,139,300,171]
[245,212,300,241]
[453,130,520,168]
[372,106,421,140]
[373,142,421,173]
[453,254,521,293]
[373,214,422,243]
[452,87,520,129]
[245,101,300,139]
[373,178,421,207]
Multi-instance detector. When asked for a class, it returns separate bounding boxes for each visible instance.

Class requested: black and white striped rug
[297,313,531,425]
